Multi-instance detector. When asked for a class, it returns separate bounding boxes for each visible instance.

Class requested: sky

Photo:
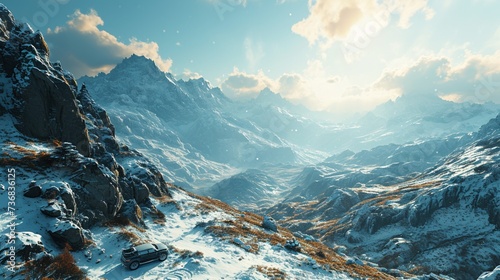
[2,0,500,116]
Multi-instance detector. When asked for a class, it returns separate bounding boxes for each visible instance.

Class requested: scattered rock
[40,202,63,217]
[346,257,364,266]
[41,186,60,199]
[85,250,92,260]
[284,239,301,252]
[233,237,252,252]
[24,184,42,198]
[262,216,278,232]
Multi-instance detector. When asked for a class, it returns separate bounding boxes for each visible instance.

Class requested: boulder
[262,216,278,232]
[24,184,42,198]
[40,202,63,217]
[126,160,170,198]
[60,188,77,216]
[284,239,301,252]
[41,186,60,199]
[47,219,85,250]
[70,160,123,227]
[346,257,364,266]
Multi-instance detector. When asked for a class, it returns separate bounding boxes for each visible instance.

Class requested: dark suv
[121,243,169,270]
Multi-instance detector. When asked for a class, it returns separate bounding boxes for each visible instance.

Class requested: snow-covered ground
[73,188,355,280]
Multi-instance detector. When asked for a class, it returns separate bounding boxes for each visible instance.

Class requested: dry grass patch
[23,245,87,280]
[104,216,146,233]
[171,246,204,259]
[117,228,146,246]
[153,194,181,211]
[150,208,166,225]
[195,195,240,215]
[254,265,286,279]
[0,150,53,169]
[373,194,402,206]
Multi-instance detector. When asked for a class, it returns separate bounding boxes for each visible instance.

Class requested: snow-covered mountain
[79,51,500,197]
[268,114,500,279]
[78,56,330,190]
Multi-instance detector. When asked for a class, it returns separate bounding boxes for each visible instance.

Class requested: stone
[262,216,278,232]
[71,160,123,227]
[48,219,85,250]
[60,188,77,216]
[41,186,60,199]
[284,239,301,252]
[24,185,42,198]
[40,202,63,218]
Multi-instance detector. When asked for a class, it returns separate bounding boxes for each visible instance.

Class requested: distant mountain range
[79,55,500,192]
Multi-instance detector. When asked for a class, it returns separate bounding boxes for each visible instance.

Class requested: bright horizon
[2,0,500,116]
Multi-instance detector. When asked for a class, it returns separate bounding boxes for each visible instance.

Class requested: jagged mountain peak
[0,3,16,33]
[254,87,287,106]
[103,54,167,82]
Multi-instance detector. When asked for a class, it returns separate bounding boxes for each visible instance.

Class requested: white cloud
[291,0,434,48]
[182,69,203,80]
[45,9,172,77]
[220,68,277,99]
[220,51,500,119]
[220,59,399,118]
[376,52,500,103]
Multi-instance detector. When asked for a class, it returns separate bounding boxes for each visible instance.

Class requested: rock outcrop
[0,3,171,249]
[0,6,90,155]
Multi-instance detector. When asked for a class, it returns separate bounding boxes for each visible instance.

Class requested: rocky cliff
[0,4,170,251]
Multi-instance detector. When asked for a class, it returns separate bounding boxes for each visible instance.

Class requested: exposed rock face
[18,67,90,156]
[119,199,144,226]
[0,4,173,252]
[0,4,90,156]
[71,159,123,225]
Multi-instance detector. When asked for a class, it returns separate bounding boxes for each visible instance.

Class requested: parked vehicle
[121,243,169,270]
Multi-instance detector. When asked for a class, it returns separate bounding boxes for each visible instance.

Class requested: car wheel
[159,253,167,261]
[129,261,140,270]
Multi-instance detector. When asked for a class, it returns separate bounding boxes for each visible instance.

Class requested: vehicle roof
[154,243,168,250]
[134,243,155,251]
